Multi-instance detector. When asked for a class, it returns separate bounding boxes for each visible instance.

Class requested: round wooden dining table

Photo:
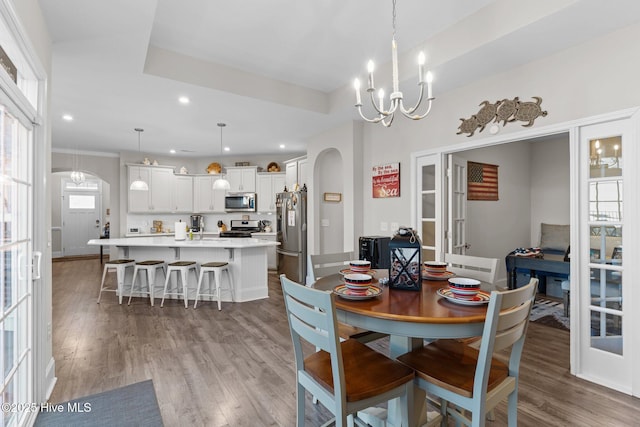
[312,270,491,427]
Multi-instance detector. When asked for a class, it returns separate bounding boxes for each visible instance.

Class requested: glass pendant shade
[130,179,149,191]
[213,177,230,190]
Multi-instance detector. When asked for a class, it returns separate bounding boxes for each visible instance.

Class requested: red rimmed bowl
[424,261,448,274]
[344,273,372,290]
[349,260,371,273]
[447,277,481,299]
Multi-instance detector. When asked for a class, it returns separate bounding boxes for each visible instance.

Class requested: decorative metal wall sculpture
[457,96,547,137]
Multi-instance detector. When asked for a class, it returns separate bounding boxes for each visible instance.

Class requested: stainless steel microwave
[224,192,256,212]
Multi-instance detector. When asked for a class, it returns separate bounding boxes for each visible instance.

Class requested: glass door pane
[587,136,623,356]
[421,164,436,261]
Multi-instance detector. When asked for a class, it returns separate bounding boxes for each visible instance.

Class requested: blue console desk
[505,251,569,292]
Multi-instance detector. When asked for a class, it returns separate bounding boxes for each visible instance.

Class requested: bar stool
[161,261,198,308]
[98,259,135,304]
[194,262,234,310]
[127,260,167,306]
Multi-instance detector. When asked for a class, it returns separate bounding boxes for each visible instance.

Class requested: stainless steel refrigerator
[276,190,307,284]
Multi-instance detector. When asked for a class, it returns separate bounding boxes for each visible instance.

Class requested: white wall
[353,21,640,241]
[316,148,344,253]
[530,135,571,244]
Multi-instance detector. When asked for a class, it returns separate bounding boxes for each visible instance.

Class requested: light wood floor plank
[49,259,640,426]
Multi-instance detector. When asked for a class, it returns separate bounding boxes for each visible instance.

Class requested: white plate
[334,284,382,300]
[437,288,490,306]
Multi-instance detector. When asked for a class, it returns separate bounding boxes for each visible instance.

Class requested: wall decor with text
[372,163,400,198]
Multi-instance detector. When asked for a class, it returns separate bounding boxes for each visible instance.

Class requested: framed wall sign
[372,163,400,198]
[323,192,342,202]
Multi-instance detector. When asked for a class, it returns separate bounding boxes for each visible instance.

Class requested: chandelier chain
[392,0,396,39]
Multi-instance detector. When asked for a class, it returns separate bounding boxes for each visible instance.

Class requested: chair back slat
[309,252,354,282]
[444,253,499,285]
[473,278,537,396]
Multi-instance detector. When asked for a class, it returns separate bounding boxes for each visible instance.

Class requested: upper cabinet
[128,165,174,213]
[193,175,226,213]
[225,166,257,192]
[173,175,193,213]
[257,172,286,212]
[285,156,307,190]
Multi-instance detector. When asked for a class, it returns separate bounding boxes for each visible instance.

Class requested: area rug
[34,380,163,427]
[530,297,569,331]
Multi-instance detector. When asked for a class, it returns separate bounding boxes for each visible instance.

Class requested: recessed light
[224,147,230,152]
[62,114,73,121]
[279,144,285,149]
[169,149,176,154]
[178,96,190,104]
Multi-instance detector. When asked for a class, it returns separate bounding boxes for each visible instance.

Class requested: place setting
[334,261,383,300]
[339,259,377,277]
[437,277,490,306]
[422,261,456,280]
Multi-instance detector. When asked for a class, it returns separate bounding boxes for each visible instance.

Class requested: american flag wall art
[467,161,499,201]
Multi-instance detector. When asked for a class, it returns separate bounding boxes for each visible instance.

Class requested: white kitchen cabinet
[173,174,193,212]
[225,166,257,192]
[193,175,226,213]
[128,165,175,213]
[284,156,307,190]
[257,172,286,212]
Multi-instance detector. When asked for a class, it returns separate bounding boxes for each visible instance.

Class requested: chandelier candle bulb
[392,39,399,93]
[418,52,425,84]
[354,79,362,105]
[378,89,385,111]
[426,71,433,99]
[367,60,375,90]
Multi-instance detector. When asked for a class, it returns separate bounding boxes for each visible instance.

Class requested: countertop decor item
[353,0,434,127]
[267,162,280,172]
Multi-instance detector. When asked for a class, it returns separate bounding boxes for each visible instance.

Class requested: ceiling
[38,0,640,158]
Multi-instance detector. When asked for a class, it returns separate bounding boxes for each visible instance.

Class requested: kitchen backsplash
[126,212,276,234]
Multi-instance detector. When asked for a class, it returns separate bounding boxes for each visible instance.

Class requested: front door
[62,178,102,256]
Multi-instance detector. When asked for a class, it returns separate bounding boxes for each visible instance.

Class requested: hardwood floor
[50,259,640,426]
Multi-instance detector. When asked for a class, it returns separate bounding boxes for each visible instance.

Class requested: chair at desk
[397,278,538,427]
[444,253,499,289]
[308,252,386,343]
[280,274,415,427]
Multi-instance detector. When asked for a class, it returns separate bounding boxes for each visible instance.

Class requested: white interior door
[577,118,637,395]
[415,154,441,262]
[447,155,467,254]
[62,179,102,256]
[0,104,34,427]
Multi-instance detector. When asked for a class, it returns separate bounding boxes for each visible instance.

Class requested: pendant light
[213,123,231,190]
[130,128,149,191]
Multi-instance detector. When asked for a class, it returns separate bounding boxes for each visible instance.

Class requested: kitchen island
[89,236,280,303]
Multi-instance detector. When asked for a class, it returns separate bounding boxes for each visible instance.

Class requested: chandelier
[353,0,434,127]
[130,128,149,191]
[70,143,85,185]
[212,123,231,190]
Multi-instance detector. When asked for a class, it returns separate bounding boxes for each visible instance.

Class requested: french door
[0,104,34,427]
[577,117,638,394]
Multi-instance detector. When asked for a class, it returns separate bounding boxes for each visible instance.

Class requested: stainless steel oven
[224,192,256,212]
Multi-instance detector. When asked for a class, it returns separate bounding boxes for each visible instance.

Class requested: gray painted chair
[398,278,538,427]
[280,274,414,427]
[444,253,500,288]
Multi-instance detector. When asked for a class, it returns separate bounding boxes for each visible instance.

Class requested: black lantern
[389,228,422,291]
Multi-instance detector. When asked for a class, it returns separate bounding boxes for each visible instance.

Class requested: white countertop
[89,236,280,249]
[124,231,277,238]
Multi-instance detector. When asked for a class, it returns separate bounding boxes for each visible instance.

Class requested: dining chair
[444,253,500,287]
[280,274,414,427]
[397,278,538,427]
[308,252,387,344]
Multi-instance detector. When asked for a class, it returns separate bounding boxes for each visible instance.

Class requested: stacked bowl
[349,260,371,273]
[343,273,373,295]
[447,277,481,300]
[423,261,448,277]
